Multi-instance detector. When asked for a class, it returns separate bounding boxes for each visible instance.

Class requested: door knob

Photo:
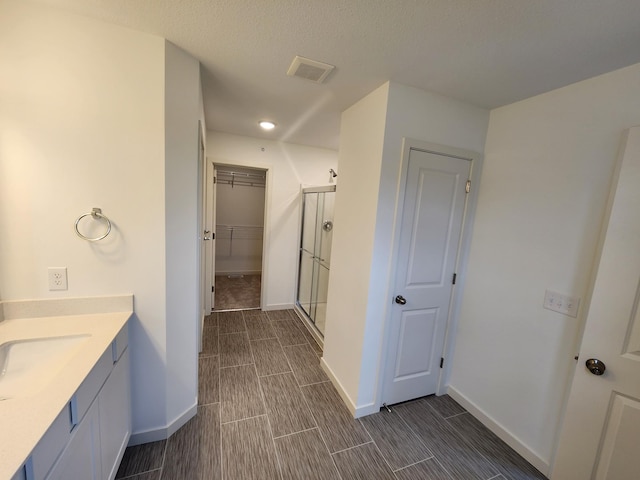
[585,358,606,376]
[204,236,211,241]
[395,295,407,305]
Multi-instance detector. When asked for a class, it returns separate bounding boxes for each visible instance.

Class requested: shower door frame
[295,185,336,346]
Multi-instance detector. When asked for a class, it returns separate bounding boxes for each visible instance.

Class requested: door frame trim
[378,138,484,407]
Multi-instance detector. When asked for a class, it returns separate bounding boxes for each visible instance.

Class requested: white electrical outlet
[48,267,68,291]
[544,289,579,317]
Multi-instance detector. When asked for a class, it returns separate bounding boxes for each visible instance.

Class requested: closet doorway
[212,164,266,311]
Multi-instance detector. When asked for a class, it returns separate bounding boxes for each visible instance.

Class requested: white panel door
[382,148,470,405]
[206,163,217,311]
[553,128,640,479]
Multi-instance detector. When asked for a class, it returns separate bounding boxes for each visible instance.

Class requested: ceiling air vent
[287,55,335,84]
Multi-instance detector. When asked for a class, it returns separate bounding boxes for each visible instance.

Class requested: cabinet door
[99,349,131,480]
[46,398,102,480]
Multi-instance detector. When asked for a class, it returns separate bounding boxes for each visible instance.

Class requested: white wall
[164,41,202,431]
[0,2,202,442]
[206,131,338,309]
[323,82,489,413]
[322,83,390,409]
[450,62,640,472]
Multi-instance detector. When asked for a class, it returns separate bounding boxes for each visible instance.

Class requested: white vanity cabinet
[12,325,130,480]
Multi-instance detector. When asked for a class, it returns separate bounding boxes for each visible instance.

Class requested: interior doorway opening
[212,164,266,311]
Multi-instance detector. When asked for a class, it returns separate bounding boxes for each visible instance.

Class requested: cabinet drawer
[30,403,73,480]
[45,397,102,480]
[111,325,128,363]
[72,347,112,426]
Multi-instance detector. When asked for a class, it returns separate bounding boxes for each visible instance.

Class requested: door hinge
[465,180,471,193]
[440,357,444,368]
[452,273,457,285]
[213,176,217,184]
[212,232,215,240]
[211,286,215,292]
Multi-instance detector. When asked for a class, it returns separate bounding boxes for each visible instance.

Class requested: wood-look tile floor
[115,309,548,480]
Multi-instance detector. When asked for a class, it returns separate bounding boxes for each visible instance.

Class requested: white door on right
[553,127,640,479]
[382,147,470,406]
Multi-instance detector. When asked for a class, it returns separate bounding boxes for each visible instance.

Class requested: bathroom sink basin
[0,334,90,400]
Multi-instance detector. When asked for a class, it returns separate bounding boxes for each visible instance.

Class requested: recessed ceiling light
[259,121,276,130]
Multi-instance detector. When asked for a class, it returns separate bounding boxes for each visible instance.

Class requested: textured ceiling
[32,0,640,150]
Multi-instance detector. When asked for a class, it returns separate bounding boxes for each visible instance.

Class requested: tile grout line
[393,404,460,479]
[330,440,374,456]
[356,416,399,475]
[424,400,500,479]
[248,335,279,341]
[298,355,349,480]
[252,361,285,480]
[216,319,220,365]
[271,425,320,441]
[282,342,329,388]
[299,389,345,480]
[219,384,225,480]
[391,456,436,473]
[432,456,457,480]
[219,360,255,369]
[298,379,332,388]
[258,370,295,380]
[219,359,255,370]
[118,468,163,480]
[220,412,268,426]
[443,411,468,420]
[157,435,169,479]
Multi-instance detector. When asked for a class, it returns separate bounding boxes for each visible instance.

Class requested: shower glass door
[297,186,335,337]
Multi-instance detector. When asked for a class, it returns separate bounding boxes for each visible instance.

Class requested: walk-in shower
[296,185,335,341]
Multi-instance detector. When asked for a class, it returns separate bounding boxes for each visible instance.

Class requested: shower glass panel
[296,185,335,338]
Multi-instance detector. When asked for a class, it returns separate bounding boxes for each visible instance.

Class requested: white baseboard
[320,358,378,418]
[128,402,197,446]
[447,386,550,477]
[128,427,167,446]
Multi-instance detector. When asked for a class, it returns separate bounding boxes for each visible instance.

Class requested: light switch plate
[544,289,579,317]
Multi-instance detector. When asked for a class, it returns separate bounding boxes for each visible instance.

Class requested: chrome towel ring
[74,208,112,242]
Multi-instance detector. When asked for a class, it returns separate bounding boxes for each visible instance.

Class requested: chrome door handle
[585,358,606,375]
[395,295,407,305]
[204,236,211,241]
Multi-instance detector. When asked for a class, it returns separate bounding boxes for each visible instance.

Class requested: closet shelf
[217,170,265,188]
[216,225,263,256]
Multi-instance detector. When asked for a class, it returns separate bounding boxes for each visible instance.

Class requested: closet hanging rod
[216,224,263,229]
[217,179,265,188]
[217,170,265,180]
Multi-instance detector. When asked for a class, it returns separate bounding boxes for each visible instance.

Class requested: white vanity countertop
[0,309,132,479]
